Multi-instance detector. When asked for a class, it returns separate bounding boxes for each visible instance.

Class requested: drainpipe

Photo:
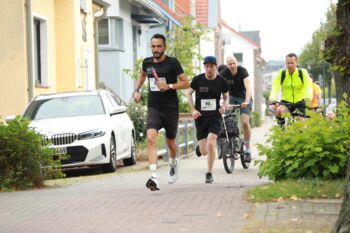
[25,0,34,101]
[93,2,109,89]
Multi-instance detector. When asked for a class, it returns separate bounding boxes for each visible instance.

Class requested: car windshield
[24,95,105,120]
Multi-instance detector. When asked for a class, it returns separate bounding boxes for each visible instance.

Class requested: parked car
[7,90,136,172]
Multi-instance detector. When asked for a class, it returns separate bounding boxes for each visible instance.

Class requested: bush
[128,103,147,142]
[256,100,350,181]
[251,111,262,128]
[0,117,64,190]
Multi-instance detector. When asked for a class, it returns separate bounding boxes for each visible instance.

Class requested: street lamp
[320,40,326,106]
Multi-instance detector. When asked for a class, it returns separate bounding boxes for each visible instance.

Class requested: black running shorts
[195,117,221,141]
[147,107,179,139]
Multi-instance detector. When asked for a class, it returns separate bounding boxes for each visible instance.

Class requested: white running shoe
[168,161,179,184]
[146,176,160,191]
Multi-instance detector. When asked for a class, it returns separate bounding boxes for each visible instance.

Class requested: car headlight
[78,129,106,140]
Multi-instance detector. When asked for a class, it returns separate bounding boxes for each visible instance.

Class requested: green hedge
[251,111,262,128]
[0,117,64,190]
[128,103,147,142]
[256,100,350,180]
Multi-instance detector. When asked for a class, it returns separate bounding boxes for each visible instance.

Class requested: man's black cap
[203,56,217,65]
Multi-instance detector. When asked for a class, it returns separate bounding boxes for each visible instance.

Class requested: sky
[220,0,336,61]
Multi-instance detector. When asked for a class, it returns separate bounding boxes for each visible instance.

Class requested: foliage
[166,16,209,79]
[123,58,148,105]
[251,111,262,128]
[127,103,147,142]
[324,0,350,108]
[246,179,345,202]
[0,117,65,190]
[256,100,350,181]
[299,4,336,89]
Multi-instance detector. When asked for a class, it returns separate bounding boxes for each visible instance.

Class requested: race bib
[149,77,166,92]
[201,99,216,111]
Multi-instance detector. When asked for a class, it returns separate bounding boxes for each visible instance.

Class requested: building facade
[0,0,108,119]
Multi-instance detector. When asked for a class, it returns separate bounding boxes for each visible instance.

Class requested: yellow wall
[79,1,99,90]
[55,0,77,92]
[0,0,28,118]
[0,0,100,119]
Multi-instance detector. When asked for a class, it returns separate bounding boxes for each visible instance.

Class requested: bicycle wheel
[221,139,235,174]
[240,141,251,169]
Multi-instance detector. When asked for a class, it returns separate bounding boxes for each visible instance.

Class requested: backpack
[281,68,303,85]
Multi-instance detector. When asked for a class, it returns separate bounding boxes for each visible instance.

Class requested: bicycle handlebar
[225,104,241,113]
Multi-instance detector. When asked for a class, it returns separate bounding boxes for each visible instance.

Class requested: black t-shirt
[190,73,228,119]
[142,56,184,111]
[220,66,249,98]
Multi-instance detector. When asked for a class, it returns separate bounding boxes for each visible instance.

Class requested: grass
[246,179,345,202]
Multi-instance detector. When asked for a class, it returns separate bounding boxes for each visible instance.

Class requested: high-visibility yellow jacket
[269,68,312,103]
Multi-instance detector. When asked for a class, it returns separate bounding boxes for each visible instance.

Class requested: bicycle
[217,104,251,174]
[269,100,309,127]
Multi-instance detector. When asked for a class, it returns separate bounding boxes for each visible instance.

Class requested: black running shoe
[205,172,214,183]
[146,177,160,191]
[195,144,201,157]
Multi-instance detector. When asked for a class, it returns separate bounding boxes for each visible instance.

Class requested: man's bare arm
[133,71,147,103]
[242,77,251,108]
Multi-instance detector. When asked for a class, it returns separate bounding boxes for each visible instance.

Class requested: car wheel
[123,135,137,166]
[102,135,117,172]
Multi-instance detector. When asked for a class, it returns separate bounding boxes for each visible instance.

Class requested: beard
[153,51,164,59]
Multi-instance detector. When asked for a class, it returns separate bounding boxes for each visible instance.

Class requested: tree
[299,4,336,102]
[324,0,350,106]
[324,1,350,232]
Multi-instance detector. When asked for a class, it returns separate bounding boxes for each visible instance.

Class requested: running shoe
[243,144,252,162]
[205,172,214,183]
[244,153,251,163]
[168,161,179,184]
[146,176,160,191]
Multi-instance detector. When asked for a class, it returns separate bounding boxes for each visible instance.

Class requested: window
[24,95,105,120]
[98,18,124,50]
[234,53,243,65]
[162,0,169,6]
[98,19,109,45]
[33,16,48,86]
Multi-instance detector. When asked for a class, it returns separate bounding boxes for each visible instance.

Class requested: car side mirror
[110,106,127,116]
[5,115,16,123]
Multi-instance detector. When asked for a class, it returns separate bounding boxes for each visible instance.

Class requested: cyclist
[269,53,312,126]
[220,56,252,162]
[307,74,322,112]
[187,56,229,183]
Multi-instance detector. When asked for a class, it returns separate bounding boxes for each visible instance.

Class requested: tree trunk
[325,1,350,232]
[332,157,350,233]
[334,71,350,104]
[325,0,350,106]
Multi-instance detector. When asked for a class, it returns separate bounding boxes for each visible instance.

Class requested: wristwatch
[169,84,174,89]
